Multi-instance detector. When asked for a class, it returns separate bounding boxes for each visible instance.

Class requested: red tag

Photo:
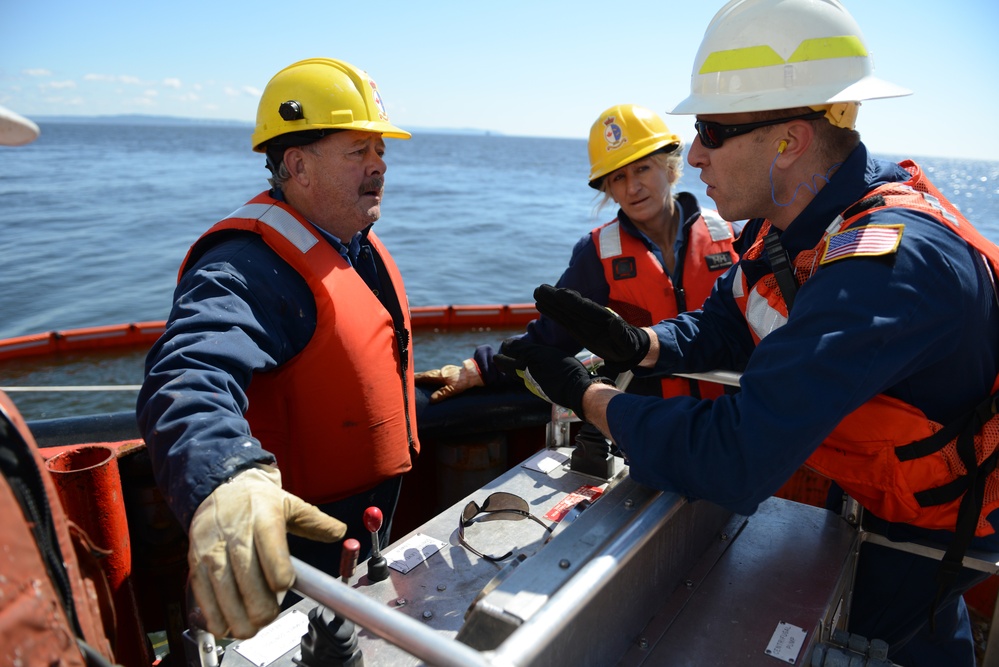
[545,485,604,522]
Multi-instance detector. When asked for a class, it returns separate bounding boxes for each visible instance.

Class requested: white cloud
[242,86,261,97]
[144,89,158,98]
[42,80,77,90]
[163,78,182,89]
[83,74,145,85]
[43,95,84,107]
[23,69,52,77]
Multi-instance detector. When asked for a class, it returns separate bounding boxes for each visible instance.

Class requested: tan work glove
[188,465,346,639]
[414,358,484,403]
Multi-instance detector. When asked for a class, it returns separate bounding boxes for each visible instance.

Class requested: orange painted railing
[0,304,539,362]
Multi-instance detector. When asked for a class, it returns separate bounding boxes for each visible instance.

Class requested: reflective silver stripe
[597,221,623,259]
[824,214,845,236]
[920,191,960,227]
[224,203,319,254]
[733,266,785,339]
[731,265,745,299]
[746,288,787,340]
[701,208,734,242]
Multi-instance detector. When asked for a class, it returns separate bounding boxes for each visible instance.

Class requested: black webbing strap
[891,390,999,632]
[929,442,999,632]
[763,231,797,312]
[840,194,886,221]
[896,391,999,463]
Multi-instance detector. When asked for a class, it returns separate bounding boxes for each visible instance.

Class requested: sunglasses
[458,491,553,562]
[694,110,826,149]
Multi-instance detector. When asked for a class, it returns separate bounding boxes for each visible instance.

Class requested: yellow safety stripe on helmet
[700,45,784,74]
[788,36,868,63]
[700,35,867,74]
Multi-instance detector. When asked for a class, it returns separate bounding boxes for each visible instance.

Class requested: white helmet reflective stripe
[672,0,911,115]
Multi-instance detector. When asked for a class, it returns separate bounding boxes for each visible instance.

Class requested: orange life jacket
[182,192,419,505]
[0,391,115,666]
[593,208,737,399]
[733,161,999,536]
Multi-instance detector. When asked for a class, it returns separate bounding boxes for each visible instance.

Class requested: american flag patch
[820,224,903,265]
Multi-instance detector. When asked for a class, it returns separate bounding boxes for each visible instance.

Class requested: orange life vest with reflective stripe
[182,192,419,505]
[0,391,115,666]
[593,209,736,399]
[733,161,999,535]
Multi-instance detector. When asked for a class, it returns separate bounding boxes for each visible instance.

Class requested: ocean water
[1,122,998,420]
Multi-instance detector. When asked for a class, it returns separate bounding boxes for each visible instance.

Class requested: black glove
[534,284,651,374]
[494,339,613,421]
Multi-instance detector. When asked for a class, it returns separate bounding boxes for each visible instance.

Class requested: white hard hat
[671,0,911,115]
[0,105,40,146]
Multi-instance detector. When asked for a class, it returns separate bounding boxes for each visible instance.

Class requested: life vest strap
[763,231,797,312]
[895,390,999,462]
[929,443,999,630]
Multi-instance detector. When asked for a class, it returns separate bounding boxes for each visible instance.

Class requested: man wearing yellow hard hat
[496,1,999,664]
[416,104,739,406]
[137,58,420,639]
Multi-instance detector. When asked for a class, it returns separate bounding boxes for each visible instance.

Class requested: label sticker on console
[765,621,807,664]
[385,533,448,574]
[544,485,604,522]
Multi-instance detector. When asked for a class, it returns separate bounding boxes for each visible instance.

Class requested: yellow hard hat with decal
[671,0,910,115]
[587,104,680,190]
[252,58,410,152]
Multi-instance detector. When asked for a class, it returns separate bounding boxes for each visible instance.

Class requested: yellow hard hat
[252,58,410,152]
[587,104,680,189]
[671,0,911,115]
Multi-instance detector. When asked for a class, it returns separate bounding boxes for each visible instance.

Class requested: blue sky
[2,1,997,161]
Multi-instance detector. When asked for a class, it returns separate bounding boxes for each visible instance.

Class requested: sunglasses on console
[458,491,553,562]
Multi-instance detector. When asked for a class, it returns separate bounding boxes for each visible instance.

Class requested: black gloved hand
[534,284,651,374]
[494,339,613,421]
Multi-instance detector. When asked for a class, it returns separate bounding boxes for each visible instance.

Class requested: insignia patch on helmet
[612,257,637,280]
[603,117,626,150]
[369,79,389,122]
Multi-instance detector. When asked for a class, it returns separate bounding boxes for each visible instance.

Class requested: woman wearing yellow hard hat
[416,103,740,403]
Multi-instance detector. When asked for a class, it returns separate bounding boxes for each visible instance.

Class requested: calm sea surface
[2,122,998,420]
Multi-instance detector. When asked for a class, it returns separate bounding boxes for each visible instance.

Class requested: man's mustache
[360,176,384,195]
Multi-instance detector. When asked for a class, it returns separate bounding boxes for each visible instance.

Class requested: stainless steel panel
[625,498,859,667]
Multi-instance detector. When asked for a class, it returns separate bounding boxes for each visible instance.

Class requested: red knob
[340,538,361,580]
[363,506,383,533]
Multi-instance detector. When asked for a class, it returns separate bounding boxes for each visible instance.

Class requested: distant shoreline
[29,114,503,136]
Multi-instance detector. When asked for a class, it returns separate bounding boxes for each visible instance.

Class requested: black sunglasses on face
[458,491,553,562]
[694,110,826,149]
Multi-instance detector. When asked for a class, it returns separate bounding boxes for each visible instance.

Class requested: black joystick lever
[294,538,364,667]
[570,422,614,479]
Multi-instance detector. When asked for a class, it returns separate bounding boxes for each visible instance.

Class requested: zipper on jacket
[0,408,82,638]
[396,327,416,452]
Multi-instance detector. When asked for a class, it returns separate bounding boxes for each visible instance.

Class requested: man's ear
[779,118,817,158]
[282,146,309,184]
